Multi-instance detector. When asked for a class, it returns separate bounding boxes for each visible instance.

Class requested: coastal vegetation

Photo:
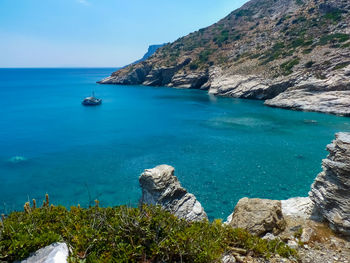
[0,196,296,262]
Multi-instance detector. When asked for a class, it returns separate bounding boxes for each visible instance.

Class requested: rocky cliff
[99,0,350,116]
[309,132,350,235]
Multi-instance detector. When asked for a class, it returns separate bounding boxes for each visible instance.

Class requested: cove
[1,68,350,220]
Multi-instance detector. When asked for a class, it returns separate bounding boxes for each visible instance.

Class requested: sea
[1,68,349,220]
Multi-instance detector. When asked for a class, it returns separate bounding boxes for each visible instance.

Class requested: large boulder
[227,198,286,236]
[309,132,350,235]
[139,165,207,221]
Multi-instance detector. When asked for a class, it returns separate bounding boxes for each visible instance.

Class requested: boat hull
[82,98,102,106]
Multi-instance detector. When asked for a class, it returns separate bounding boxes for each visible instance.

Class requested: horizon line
[0,67,121,69]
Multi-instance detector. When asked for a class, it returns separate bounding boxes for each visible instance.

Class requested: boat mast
[91,85,95,98]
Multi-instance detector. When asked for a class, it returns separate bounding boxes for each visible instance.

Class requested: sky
[0,0,249,68]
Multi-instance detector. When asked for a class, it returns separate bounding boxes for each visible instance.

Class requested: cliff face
[99,0,350,116]
[309,132,350,235]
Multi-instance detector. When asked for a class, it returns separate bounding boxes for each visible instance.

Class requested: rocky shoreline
[19,132,350,262]
[98,0,350,117]
[98,63,350,117]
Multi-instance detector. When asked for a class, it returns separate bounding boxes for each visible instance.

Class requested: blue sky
[0,0,248,67]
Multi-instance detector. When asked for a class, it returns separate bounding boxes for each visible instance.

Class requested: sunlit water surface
[1,68,350,219]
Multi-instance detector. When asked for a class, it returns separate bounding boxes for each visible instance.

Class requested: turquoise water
[1,68,350,220]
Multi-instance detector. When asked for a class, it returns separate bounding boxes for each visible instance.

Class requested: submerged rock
[227,197,286,236]
[19,242,68,263]
[309,132,350,235]
[139,165,207,221]
[8,156,27,164]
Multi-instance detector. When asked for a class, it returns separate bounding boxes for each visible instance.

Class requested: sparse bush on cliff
[0,197,297,262]
[280,58,300,75]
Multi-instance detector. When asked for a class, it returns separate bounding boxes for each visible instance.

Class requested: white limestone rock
[281,197,315,219]
[139,165,207,221]
[208,67,289,100]
[265,67,350,116]
[19,243,68,263]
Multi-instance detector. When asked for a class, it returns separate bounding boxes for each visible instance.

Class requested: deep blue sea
[1,68,350,219]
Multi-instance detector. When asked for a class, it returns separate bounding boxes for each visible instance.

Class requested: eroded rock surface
[208,67,292,100]
[139,165,207,221]
[265,66,350,116]
[281,197,316,219]
[227,197,286,236]
[309,132,350,235]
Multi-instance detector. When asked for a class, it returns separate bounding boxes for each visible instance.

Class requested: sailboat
[82,89,102,106]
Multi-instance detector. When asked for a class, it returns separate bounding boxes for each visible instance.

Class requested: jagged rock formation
[139,165,207,221]
[309,132,350,235]
[226,198,286,236]
[99,0,350,116]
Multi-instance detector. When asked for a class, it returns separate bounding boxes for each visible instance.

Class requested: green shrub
[0,199,297,262]
[199,49,213,63]
[305,61,314,68]
[214,30,230,46]
[259,42,287,64]
[333,62,350,70]
[189,62,199,70]
[234,9,254,18]
[323,9,343,22]
[318,33,350,46]
[302,47,314,54]
[341,42,350,48]
[280,58,300,75]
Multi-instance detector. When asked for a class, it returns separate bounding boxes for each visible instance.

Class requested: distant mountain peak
[132,44,166,65]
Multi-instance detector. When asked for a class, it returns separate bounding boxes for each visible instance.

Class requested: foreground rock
[19,243,68,263]
[309,132,350,235]
[227,198,286,236]
[281,197,317,220]
[139,165,207,221]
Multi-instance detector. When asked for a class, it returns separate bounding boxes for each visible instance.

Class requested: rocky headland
[99,0,350,116]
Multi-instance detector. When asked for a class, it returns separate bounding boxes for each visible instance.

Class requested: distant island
[132,44,167,65]
[99,0,350,116]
